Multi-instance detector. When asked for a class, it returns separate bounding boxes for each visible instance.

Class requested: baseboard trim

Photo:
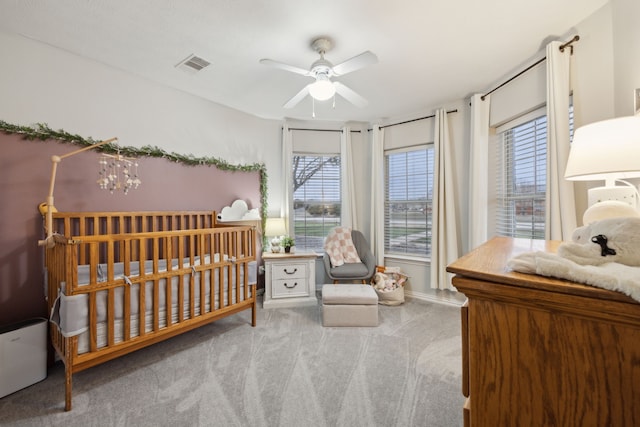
[405,290,466,307]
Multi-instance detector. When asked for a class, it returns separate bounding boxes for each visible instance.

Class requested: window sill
[384,254,431,264]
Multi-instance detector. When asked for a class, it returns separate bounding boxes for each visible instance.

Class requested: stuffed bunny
[557,217,640,267]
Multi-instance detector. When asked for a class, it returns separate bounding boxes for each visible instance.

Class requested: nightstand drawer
[272,263,307,280]
[272,278,309,298]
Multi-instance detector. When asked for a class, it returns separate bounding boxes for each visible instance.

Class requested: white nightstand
[263,252,317,309]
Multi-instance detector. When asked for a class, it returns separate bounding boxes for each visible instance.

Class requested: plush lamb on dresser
[321,284,378,327]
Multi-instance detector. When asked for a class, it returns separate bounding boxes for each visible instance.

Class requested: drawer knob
[284,268,298,274]
[284,282,298,289]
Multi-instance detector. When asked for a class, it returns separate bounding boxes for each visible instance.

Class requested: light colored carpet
[0,296,464,427]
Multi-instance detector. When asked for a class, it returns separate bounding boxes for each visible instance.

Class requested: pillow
[324,227,362,267]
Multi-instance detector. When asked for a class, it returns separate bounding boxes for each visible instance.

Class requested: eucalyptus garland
[0,120,269,244]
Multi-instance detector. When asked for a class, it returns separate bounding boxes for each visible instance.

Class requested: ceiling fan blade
[260,58,310,76]
[332,51,378,76]
[333,82,368,108]
[283,85,311,108]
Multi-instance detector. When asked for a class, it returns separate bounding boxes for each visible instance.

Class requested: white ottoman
[322,284,378,327]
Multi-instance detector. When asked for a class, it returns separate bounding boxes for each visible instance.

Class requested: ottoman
[322,284,378,327]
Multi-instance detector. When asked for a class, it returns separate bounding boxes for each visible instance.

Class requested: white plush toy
[557,217,640,267]
[371,271,397,292]
[507,216,640,303]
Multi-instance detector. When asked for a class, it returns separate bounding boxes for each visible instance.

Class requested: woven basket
[375,286,405,306]
[372,265,408,306]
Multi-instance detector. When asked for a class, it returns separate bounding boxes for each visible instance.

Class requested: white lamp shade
[264,218,286,237]
[564,116,640,181]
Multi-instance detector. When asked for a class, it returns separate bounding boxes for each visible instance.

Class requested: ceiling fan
[260,37,378,109]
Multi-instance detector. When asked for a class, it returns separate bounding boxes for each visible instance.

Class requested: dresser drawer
[272,278,309,298]
[272,262,307,280]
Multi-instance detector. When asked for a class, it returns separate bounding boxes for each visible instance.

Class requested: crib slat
[178,235,185,324]
[189,234,195,319]
[153,237,159,331]
[227,257,233,307]
[123,238,132,340]
[199,233,206,315]
[138,240,146,337]
[166,236,173,328]
[209,232,220,311]
[89,292,97,352]
[107,288,115,347]
[124,283,131,341]
[218,262,225,309]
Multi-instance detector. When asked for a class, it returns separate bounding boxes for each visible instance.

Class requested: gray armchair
[323,230,376,284]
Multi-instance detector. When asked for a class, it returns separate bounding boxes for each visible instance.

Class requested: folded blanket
[324,227,361,267]
[508,251,640,302]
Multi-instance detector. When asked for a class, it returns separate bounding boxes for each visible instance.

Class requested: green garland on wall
[0,120,269,244]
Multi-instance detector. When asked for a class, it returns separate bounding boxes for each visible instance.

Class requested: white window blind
[292,154,341,252]
[384,146,434,257]
[496,105,574,239]
[496,115,548,239]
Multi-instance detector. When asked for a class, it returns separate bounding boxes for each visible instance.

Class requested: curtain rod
[368,109,458,131]
[287,127,361,133]
[481,35,579,101]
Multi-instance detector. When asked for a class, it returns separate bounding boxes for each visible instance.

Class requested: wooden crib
[44,210,258,411]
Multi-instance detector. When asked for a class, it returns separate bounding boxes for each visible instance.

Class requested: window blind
[292,154,341,252]
[496,115,548,239]
[384,146,434,257]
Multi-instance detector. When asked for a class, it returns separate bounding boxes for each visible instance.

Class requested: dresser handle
[284,268,297,274]
[284,282,298,289]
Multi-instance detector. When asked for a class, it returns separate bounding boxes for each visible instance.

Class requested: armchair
[323,230,376,284]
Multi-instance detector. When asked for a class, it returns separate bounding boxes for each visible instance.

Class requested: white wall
[611,0,640,117]
[0,30,282,192]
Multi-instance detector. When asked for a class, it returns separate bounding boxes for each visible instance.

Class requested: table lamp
[564,116,640,224]
[264,217,287,253]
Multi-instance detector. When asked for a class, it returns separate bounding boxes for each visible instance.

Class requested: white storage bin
[0,317,47,398]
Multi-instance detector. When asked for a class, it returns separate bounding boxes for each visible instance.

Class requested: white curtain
[430,109,459,291]
[370,125,385,266]
[546,41,577,240]
[468,94,491,250]
[282,124,293,234]
[340,125,358,230]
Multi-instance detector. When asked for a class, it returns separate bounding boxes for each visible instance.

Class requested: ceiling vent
[176,54,211,74]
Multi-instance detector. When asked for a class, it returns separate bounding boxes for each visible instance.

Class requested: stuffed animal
[371,271,398,292]
[557,217,640,267]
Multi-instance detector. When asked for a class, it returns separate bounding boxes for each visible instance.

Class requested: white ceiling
[0,0,608,123]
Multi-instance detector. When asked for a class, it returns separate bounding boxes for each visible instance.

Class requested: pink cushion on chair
[324,227,362,267]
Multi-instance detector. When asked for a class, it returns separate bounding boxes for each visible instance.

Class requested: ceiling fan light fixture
[308,76,335,101]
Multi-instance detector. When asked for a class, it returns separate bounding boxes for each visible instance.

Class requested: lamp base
[588,185,637,207]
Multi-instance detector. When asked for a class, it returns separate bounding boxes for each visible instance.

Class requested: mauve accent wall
[0,133,262,326]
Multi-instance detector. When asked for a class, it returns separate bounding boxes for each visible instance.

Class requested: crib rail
[51,211,217,262]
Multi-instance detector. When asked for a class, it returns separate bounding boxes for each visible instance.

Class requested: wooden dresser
[447,237,640,427]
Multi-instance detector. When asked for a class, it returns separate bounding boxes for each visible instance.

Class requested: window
[496,115,548,239]
[496,106,574,239]
[385,146,434,257]
[292,154,341,252]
